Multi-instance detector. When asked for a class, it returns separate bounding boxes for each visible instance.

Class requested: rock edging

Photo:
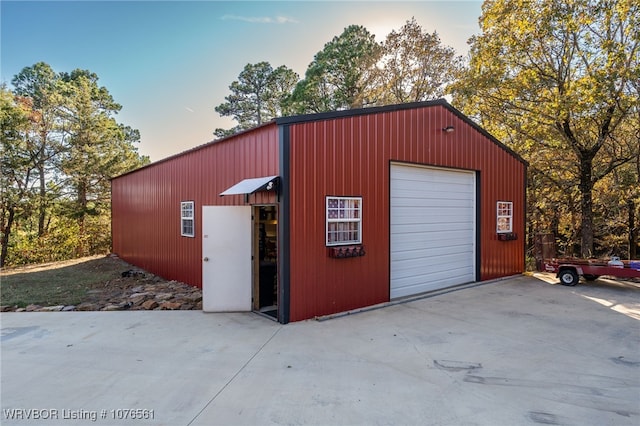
[1,274,202,313]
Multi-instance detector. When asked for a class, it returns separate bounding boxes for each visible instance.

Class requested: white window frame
[181,201,195,237]
[326,196,362,246]
[496,201,513,233]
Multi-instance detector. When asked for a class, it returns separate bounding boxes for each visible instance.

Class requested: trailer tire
[583,274,599,281]
[559,269,579,286]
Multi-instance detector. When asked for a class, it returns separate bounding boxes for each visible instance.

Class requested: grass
[0,255,125,308]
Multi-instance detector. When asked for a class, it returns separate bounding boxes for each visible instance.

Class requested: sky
[1,0,483,162]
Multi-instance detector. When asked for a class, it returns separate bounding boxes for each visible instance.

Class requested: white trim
[181,201,195,237]
[496,201,513,233]
[326,196,362,246]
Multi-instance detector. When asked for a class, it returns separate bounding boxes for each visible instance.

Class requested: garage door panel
[391,202,473,215]
[392,244,474,262]
[392,244,472,257]
[394,239,470,253]
[392,207,473,223]
[392,269,474,287]
[390,164,476,299]
[393,249,473,268]
[391,271,475,298]
[392,194,473,204]
[391,219,470,228]
[392,223,474,234]
[392,256,473,279]
[391,168,472,183]
[392,195,472,207]
[392,182,473,194]
[391,187,473,201]
[392,229,474,247]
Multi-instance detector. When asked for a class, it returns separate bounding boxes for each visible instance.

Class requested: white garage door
[390,164,476,299]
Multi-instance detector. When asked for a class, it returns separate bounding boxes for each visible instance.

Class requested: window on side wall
[181,201,195,237]
[326,196,362,246]
[496,201,513,233]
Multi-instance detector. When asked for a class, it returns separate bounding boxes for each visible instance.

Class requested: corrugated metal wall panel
[287,105,525,322]
[112,124,279,288]
[114,102,525,322]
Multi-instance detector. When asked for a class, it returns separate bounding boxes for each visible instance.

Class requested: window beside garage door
[497,201,513,233]
[326,196,362,246]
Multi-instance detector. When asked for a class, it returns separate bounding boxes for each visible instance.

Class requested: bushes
[4,214,111,267]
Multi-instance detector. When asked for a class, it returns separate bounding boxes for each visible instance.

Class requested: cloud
[184,107,194,113]
[221,14,298,24]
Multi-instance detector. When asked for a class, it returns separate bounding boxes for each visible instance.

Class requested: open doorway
[253,205,278,319]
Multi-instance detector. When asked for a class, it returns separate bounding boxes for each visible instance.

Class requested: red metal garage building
[111,99,527,323]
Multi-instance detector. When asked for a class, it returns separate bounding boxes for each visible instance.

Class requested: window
[181,201,195,237]
[326,196,362,246]
[496,201,513,233]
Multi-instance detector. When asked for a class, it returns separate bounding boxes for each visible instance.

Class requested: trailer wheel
[559,269,579,286]
[583,274,599,281]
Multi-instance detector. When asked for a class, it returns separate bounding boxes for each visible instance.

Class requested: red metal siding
[112,124,279,288]
[113,102,525,323]
[287,105,526,322]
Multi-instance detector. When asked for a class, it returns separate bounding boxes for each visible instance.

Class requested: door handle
[203,257,209,262]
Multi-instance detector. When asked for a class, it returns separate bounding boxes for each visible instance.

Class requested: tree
[452,0,639,258]
[288,25,383,113]
[0,86,32,266]
[594,159,640,258]
[59,69,149,256]
[379,17,465,104]
[214,62,298,138]
[11,62,66,237]
[3,63,149,265]
[592,106,640,258]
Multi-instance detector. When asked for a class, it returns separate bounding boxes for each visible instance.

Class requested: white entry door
[202,206,252,312]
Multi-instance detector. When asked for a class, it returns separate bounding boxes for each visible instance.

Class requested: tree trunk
[551,208,560,240]
[36,125,49,237]
[630,199,637,259]
[578,155,594,258]
[77,179,88,257]
[37,161,46,237]
[1,208,15,267]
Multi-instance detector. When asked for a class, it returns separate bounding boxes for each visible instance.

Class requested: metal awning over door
[220,176,279,196]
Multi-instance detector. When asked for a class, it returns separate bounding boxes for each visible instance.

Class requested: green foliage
[379,17,465,103]
[452,0,639,258]
[214,21,464,134]
[10,62,67,239]
[214,62,298,137]
[8,216,81,265]
[288,25,383,113]
[1,85,33,267]
[1,64,149,266]
[5,210,112,266]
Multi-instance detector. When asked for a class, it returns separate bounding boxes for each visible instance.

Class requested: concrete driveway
[2,275,639,425]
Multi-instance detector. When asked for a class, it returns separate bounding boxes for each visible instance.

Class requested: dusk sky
[2,1,483,162]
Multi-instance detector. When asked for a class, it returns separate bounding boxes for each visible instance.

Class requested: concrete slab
[2,275,639,425]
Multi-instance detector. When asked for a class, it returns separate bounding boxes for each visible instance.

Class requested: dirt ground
[0,255,202,312]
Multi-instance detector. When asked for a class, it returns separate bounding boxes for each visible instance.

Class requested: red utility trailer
[543,258,640,286]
